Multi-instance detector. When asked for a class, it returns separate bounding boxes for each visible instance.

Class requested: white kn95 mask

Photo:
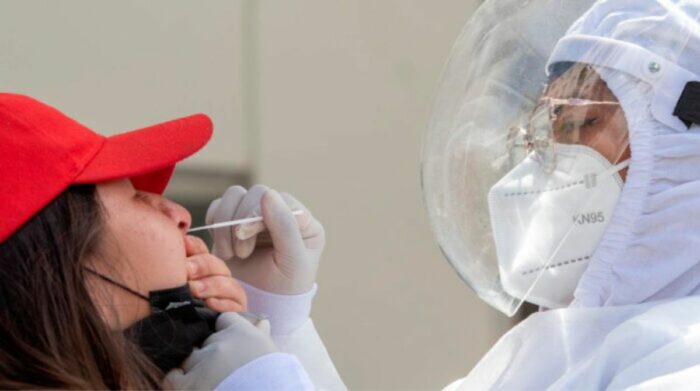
[488,143,629,308]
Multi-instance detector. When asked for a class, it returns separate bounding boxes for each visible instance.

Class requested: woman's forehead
[96,179,136,201]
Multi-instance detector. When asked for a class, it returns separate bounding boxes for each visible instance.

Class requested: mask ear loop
[84,267,149,302]
[602,158,630,177]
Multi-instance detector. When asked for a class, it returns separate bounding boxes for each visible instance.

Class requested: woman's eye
[559,117,596,133]
[582,117,597,127]
[557,121,577,134]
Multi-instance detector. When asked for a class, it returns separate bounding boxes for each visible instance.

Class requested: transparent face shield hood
[421,0,640,316]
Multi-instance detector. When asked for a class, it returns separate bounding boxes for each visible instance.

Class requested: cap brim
[74,113,213,194]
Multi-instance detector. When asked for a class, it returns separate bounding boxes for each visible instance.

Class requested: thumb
[164,368,187,389]
[261,190,306,264]
[215,311,249,330]
[256,318,271,336]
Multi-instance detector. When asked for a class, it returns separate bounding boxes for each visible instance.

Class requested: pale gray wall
[0,1,514,389]
[0,0,249,169]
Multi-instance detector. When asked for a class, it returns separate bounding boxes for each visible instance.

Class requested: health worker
[421,0,700,388]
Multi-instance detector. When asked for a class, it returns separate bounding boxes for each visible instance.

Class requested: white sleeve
[214,353,314,391]
[272,319,346,391]
[241,281,347,391]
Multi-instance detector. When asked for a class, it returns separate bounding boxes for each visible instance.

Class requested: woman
[0,93,339,389]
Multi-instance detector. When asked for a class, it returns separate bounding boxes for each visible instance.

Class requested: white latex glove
[206,185,325,295]
[165,312,276,390]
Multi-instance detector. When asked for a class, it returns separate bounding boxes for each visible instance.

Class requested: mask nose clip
[583,173,597,189]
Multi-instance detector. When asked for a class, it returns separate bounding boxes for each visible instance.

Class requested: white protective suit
[240,282,347,391]
[425,0,700,389]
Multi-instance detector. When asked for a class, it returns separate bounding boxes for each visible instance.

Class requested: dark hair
[548,61,577,82]
[0,185,162,389]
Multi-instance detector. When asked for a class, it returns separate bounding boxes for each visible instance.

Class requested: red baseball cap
[0,93,213,243]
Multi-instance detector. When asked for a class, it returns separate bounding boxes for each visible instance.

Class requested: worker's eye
[582,117,597,127]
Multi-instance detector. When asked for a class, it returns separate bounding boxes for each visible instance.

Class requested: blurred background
[0,1,517,389]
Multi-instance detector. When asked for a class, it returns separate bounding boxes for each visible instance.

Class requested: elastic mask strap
[84,267,149,302]
[601,159,630,178]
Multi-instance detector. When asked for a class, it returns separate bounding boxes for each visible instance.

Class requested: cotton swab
[187,210,304,233]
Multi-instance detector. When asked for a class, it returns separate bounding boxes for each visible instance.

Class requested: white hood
[547,0,700,306]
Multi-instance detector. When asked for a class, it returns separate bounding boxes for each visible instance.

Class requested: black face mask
[86,269,220,373]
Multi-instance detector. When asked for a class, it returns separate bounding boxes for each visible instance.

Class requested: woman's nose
[160,198,192,234]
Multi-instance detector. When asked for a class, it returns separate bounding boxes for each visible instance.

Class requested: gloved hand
[165,312,276,390]
[206,185,325,295]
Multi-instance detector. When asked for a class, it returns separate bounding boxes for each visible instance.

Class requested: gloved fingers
[234,233,259,259]
[233,192,318,236]
[178,346,205,372]
[233,187,304,258]
[238,311,266,324]
[185,235,210,257]
[235,313,271,332]
[235,206,264,241]
[280,192,326,247]
[232,184,269,219]
[226,185,269,258]
[235,221,265,241]
[261,190,306,261]
[211,186,247,260]
[164,368,188,388]
[279,192,309,222]
[234,206,264,259]
[213,186,248,223]
[234,225,264,259]
[209,312,269,345]
[189,275,247,310]
[186,252,232,280]
[207,312,274,345]
[205,198,221,226]
[256,318,271,335]
[216,311,253,330]
[234,193,322,256]
[205,198,222,258]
